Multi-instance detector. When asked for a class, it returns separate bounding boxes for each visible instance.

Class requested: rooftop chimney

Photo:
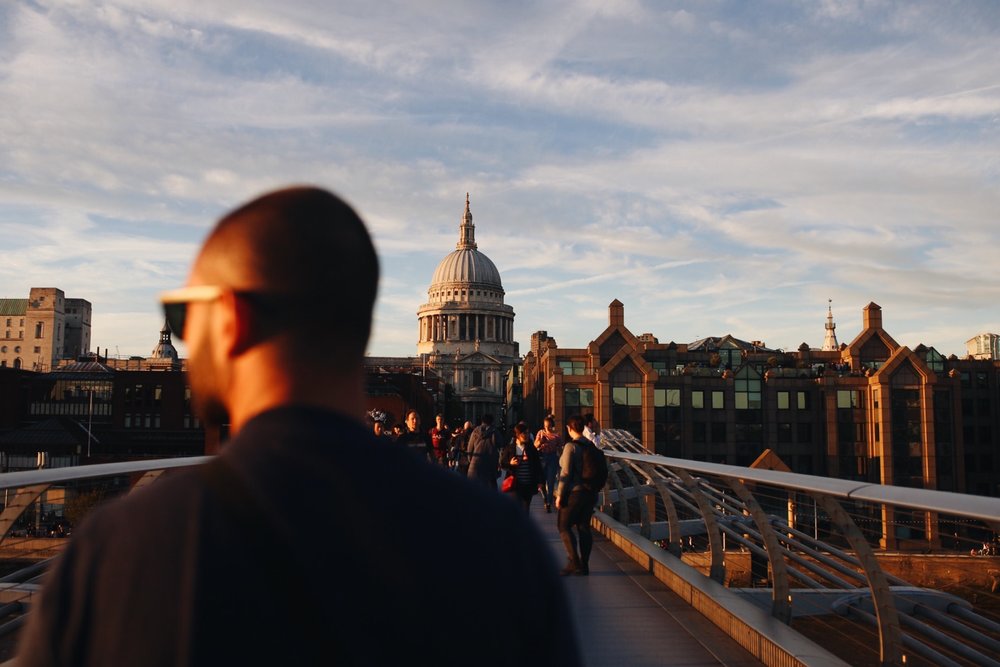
[609,299,625,327]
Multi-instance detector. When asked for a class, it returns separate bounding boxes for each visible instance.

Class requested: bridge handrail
[601,450,1000,524]
[0,457,211,490]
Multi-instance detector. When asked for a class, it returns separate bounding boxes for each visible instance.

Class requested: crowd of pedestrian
[367,407,608,577]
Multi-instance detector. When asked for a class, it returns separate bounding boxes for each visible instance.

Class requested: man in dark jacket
[555,413,597,576]
[17,187,579,666]
[466,413,500,490]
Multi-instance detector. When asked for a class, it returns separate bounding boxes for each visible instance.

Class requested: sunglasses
[159,285,225,340]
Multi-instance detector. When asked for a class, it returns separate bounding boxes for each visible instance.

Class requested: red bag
[501,474,516,493]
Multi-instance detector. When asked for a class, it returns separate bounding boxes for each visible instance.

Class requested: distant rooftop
[0,299,28,317]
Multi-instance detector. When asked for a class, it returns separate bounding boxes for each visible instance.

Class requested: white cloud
[1,0,997,358]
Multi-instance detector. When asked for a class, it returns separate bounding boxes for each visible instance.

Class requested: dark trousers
[557,490,596,569]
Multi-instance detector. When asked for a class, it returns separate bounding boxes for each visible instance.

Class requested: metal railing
[595,429,1000,667]
[0,443,998,667]
[0,457,209,643]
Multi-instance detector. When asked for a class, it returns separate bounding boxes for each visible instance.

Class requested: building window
[734,366,761,409]
[837,390,859,409]
[692,390,704,409]
[777,391,790,409]
[564,388,594,409]
[925,348,945,373]
[654,388,680,407]
[33,346,40,354]
[797,391,810,410]
[719,347,741,368]
[711,391,724,409]
[35,322,44,338]
[471,370,482,387]
[611,386,642,439]
[558,360,587,375]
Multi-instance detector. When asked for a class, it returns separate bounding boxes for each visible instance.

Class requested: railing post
[727,478,792,624]
[640,464,683,556]
[618,462,650,538]
[674,469,725,584]
[606,462,629,525]
[811,492,904,667]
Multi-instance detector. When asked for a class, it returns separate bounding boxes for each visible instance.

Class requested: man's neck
[227,350,365,435]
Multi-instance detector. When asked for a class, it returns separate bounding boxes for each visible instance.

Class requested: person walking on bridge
[17,186,579,667]
[555,414,600,576]
[466,413,501,490]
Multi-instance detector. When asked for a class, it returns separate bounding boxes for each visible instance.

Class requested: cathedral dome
[430,248,502,290]
[427,194,504,294]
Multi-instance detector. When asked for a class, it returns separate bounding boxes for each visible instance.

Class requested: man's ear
[229,293,258,356]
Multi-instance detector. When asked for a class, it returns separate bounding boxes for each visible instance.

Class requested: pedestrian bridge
[0,432,998,667]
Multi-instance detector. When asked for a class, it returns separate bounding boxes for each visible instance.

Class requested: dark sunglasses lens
[163,302,187,340]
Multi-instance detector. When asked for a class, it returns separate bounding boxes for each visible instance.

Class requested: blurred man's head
[163,186,378,428]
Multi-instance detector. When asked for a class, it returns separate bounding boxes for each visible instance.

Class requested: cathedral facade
[417,195,518,424]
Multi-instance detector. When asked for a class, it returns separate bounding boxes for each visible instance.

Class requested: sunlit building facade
[523,300,1000,526]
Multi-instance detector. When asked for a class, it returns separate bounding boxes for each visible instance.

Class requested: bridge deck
[530,501,763,667]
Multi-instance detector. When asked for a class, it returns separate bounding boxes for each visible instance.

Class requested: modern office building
[966,332,1000,360]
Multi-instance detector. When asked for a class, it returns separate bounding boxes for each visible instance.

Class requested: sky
[2,0,999,360]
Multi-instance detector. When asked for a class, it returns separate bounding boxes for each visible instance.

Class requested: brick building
[523,300,1000,506]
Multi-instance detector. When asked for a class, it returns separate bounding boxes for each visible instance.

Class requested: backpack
[579,438,608,492]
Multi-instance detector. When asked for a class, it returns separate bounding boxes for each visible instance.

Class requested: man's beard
[189,331,229,429]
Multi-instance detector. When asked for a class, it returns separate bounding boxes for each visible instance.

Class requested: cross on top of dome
[457,193,477,250]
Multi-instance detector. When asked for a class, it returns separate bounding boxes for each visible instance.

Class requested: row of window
[598,387,815,411]
[124,384,164,408]
[29,402,113,417]
[430,289,501,302]
[123,413,201,429]
[1,323,48,339]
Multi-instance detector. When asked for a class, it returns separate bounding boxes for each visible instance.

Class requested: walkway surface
[529,500,764,667]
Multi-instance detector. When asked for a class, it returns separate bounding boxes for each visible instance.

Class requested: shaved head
[196,186,379,364]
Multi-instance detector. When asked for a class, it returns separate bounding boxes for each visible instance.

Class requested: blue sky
[2,1,998,359]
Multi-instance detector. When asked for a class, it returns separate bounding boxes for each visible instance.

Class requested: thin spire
[457,193,477,250]
[822,298,839,351]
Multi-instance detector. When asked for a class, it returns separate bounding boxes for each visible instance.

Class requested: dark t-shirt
[17,406,579,666]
